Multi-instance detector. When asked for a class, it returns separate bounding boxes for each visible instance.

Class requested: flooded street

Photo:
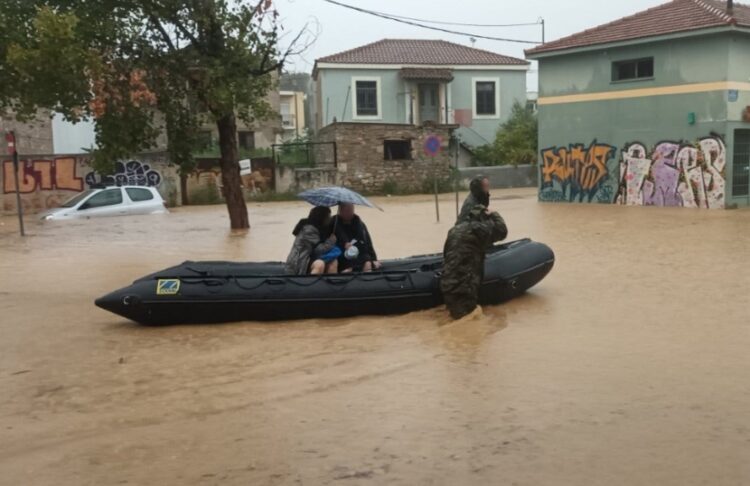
[1,188,749,485]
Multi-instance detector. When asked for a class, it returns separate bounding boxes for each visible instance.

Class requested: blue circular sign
[423,135,442,157]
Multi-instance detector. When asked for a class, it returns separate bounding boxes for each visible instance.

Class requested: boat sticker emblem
[156,279,180,295]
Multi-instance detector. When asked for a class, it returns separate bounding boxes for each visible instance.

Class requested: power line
[359,9,541,28]
[321,0,540,44]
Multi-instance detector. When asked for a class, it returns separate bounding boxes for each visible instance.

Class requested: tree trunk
[216,113,249,229]
[180,172,189,206]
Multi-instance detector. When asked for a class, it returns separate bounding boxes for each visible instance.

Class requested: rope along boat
[95,239,554,325]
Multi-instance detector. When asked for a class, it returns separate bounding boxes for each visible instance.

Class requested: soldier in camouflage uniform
[441,205,508,320]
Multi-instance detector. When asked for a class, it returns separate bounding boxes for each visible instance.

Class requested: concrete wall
[535,32,749,208]
[1,153,180,214]
[316,67,527,145]
[317,122,455,193]
[275,166,340,193]
[460,165,537,189]
[0,112,54,154]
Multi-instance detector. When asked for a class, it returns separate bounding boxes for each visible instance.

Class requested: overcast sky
[275,0,668,90]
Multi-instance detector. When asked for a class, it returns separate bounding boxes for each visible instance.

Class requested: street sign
[423,135,442,157]
[5,131,16,155]
[729,89,739,102]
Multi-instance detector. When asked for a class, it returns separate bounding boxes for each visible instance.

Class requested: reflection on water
[1,188,750,486]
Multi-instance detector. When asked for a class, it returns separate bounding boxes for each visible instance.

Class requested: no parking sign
[423,135,442,157]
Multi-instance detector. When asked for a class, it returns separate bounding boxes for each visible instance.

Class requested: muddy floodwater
[1,188,749,485]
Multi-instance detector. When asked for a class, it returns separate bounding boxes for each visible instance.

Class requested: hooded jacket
[284,219,336,275]
[457,176,491,224]
[331,214,378,264]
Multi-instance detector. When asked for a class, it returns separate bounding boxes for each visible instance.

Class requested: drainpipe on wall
[728,0,734,15]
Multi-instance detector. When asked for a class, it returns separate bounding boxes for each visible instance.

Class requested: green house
[526,0,750,208]
[312,39,529,153]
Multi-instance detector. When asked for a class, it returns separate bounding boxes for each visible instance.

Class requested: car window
[61,190,96,208]
[126,188,155,202]
[80,189,123,209]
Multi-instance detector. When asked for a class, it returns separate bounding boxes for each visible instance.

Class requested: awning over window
[399,68,454,81]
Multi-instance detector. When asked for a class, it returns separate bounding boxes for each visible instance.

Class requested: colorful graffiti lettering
[85,160,162,187]
[615,135,725,209]
[540,141,617,202]
[2,157,83,194]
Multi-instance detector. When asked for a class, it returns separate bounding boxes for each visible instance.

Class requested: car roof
[90,185,159,190]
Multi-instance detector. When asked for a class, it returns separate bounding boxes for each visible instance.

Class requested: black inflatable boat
[95,239,554,325]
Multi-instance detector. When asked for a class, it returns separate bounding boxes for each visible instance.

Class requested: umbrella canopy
[298,186,382,211]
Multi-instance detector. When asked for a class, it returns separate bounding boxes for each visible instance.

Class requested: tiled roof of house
[526,0,750,56]
[317,39,528,66]
[399,68,454,81]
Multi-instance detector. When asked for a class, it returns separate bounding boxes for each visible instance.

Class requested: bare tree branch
[149,15,176,51]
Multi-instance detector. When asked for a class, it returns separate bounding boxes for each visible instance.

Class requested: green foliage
[472,101,538,167]
[0,0,293,227]
[275,134,314,167]
[189,178,223,205]
[381,179,403,196]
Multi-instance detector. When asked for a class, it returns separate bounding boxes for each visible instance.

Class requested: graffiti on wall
[540,141,617,203]
[615,135,726,209]
[85,160,162,187]
[2,157,83,194]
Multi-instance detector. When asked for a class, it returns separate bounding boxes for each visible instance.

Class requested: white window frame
[352,76,382,120]
[472,77,500,120]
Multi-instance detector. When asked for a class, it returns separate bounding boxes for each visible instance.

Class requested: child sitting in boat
[285,206,340,275]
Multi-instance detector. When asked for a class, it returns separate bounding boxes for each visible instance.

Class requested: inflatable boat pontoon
[95,238,554,325]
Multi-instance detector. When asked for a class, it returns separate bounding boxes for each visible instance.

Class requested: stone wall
[317,123,456,193]
[1,152,180,214]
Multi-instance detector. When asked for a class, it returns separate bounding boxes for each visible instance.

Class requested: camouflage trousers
[443,289,479,320]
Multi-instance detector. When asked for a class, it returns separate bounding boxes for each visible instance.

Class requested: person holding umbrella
[332,202,380,273]
[297,187,383,273]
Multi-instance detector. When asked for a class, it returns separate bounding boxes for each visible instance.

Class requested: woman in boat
[285,206,339,275]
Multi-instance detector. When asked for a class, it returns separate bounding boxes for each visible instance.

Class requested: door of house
[418,83,439,123]
[733,129,750,201]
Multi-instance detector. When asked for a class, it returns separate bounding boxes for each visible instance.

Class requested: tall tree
[1,0,306,229]
[472,101,538,167]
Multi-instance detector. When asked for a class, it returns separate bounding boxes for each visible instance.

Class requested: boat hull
[95,239,554,325]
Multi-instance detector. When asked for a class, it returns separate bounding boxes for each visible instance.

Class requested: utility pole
[5,131,25,236]
[539,17,545,44]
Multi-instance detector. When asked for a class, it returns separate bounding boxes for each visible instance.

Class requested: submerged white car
[42,186,168,220]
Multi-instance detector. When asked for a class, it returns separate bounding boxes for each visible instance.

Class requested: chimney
[728,0,734,15]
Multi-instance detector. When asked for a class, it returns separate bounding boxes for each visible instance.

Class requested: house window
[196,130,212,150]
[280,102,294,128]
[384,140,412,160]
[612,58,654,82]
[353,78,380,118]
[473,78,499,118]
[238,131,255,150]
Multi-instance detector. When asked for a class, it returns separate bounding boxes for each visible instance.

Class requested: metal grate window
[732,130,750,197]
[355,81,378,116]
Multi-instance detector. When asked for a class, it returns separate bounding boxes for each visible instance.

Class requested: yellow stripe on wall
[538,81,750,105]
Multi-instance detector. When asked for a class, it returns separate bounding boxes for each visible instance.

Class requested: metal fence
[272,141,337,168]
